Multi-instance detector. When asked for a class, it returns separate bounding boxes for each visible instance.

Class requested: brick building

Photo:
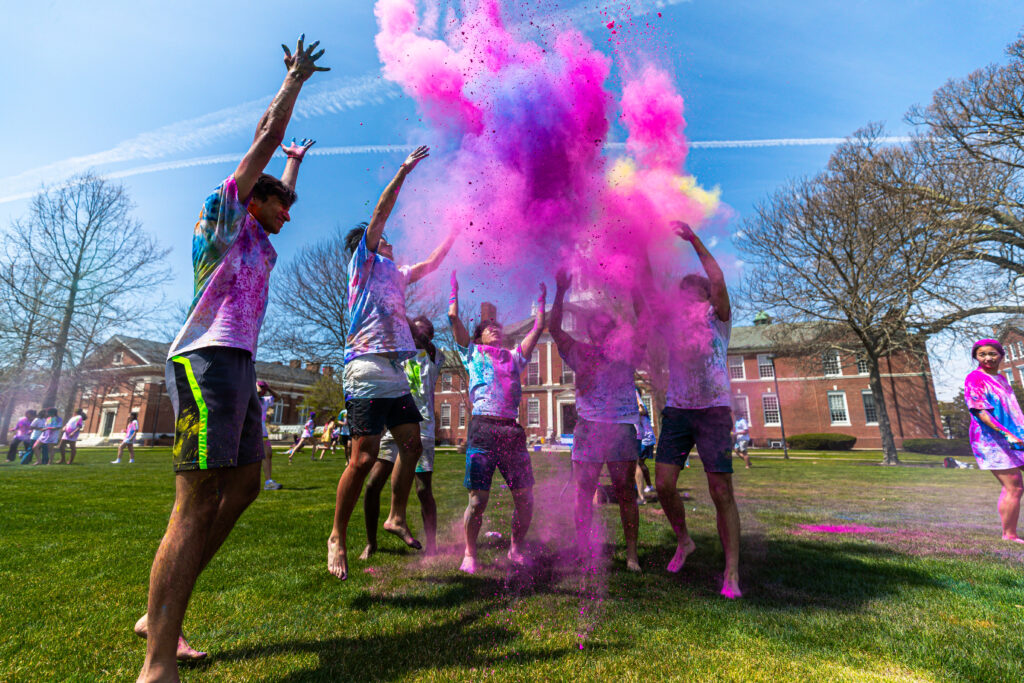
[995,319,1024,387]
[72,336,323,444]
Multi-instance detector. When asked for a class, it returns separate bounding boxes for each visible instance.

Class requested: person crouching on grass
[964,339,1024,543]
[449,271,546,574]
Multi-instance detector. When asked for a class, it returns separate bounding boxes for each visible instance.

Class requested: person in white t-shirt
[258,382,282,490]
[19,409,45,465]
[732,416,752,469]
[112,412,139,464]
[57,409,86,465]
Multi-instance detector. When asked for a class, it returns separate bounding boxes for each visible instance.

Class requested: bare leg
[508,486,534,564]
[56,441,67,465]
[128,443,136,463]
[360,458,395,560]
[992,469,1024,541]
[67,441,77,465]
[608,461,641,572]
[415,472,437,555]
[113,443,125,464]
[706,472,742,598]
[262,441,273,482]
[736,449,751,469]
[655,462,695,573]
[461,489,489,573]
[383,422,423,549]
[328,435,381,579]
[573,461,603,558]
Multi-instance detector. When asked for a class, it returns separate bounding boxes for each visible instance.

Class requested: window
[527,398,541,427]
[1018,342,1024,358]
[861,390,878,424]
[732,395,750,423]
[641,396,653,417]
[823,350,842,376]
[827,391,850,425]
[762,394,780,426]
[112,351,124,366]
[728,356,745,380]
[527,350,540,385]
[1008,344,1017,362]
[564,311,575,332]
[561,364,575,384]
[271,403,284,424]
[856,356,870,375]
[459,403,466,427]
[1003,369,1015,386]
[440,403,451,428]
[441,373,452,392]
[298,406,311,424]
[757,354,775,379]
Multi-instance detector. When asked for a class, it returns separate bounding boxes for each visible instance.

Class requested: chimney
[305,362,321,374]
[322,365,333,377]
[481,302,497,324]
[289,360,301,369]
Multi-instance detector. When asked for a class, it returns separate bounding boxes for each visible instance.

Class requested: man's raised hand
[555,269,572,292]
[403,146,430,172]
[282,34,330,81]
[281,137,316,160]
[672,220,696,243]
[449,271,459,306]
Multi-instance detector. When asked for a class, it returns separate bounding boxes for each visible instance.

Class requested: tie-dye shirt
[39,416,63,445]
[168,176,278,359]
[666,305,732,410]
[561,338,638,425]
[63,415,84,440]
[964,368,1024,470]
[124,419,139,443]
[458,342,529,420]
[13,417,31,440]
[344,231,416,363]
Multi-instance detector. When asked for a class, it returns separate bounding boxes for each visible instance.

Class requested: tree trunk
[868,356,900,465]
[43,277,79,408]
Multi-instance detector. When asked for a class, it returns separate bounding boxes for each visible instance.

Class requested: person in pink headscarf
[964,338,1024,542]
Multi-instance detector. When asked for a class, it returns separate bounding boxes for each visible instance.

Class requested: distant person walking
[57,409,86,465]
[7,409,35,462]
[964,339,1024,543]
[112,412,138,464]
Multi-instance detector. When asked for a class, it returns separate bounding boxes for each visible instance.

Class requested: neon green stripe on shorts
[172,355,209,470]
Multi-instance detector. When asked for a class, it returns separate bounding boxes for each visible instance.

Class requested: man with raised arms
[134,36,327,683]
[328,149,457,579]
[654,221,742,599]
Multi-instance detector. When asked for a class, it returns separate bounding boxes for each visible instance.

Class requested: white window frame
[1003,369,1015,386]
[298,406,311,424]
[561,364,575,384]
[861,390,878,425]
[756,354,775,379]
[823,350,842,377]
[527,398,541,427]
[564,311,575,332]
[856,356,870,375]
[732,395,751,424]
[728,355,745,381]
[761,394,780,426]
[458,403,467,428]
[271,403,284,424]
[1018,341,1024,359]
[440,403,451,429]
[527,350,540,386]
[827,391,850,426]
[441,372,452,392]
[112,351,124,366]
[1007,344,1017,362]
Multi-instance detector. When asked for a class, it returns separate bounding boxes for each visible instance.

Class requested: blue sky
[1,0,1020,396]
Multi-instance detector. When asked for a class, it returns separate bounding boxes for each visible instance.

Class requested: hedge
[786,433,857,451]
[901,438,972,456]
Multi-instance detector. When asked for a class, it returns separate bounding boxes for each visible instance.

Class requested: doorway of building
[560,402,577,438]
[101,411,116,437]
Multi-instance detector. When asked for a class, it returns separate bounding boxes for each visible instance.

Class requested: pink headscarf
[971,338,1005,359]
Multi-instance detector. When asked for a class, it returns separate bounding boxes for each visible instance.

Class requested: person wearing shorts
[112,412,139,464]
[57,409,86,465]
[337,409,351,463]
[449,271,546,573]
[134,35,326,682]
[550,269,644,572]
[733,416,752,469]
[364,316,444,557]
[258,382,282,490]
[327,147,458,581]
[655,221,741,599]
[288,414,316,462]
[314,417,335,460]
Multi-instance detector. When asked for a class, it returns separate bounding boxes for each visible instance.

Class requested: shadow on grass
[216,608,580,681]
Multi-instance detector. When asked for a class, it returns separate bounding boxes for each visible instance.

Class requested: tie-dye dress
[965,368,1024,470]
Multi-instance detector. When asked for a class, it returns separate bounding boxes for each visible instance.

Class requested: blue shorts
[464,416,534,491]
[571,418,639,463]
[655,406,734,474]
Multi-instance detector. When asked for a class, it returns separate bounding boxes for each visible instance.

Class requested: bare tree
[737,127,1020,465]
[1,173,169,408]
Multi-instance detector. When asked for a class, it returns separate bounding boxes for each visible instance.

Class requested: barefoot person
[964,339,1024,543]
[550,270,644,572]
[654,221,742,599]
[57,409,86,465]
[112,412,139,464]
[328,148,457,580]
[733,415,752,469]
[362,316,445,559]
[258,381,282,490]
[449,272,546,573]
[134,35,327,683]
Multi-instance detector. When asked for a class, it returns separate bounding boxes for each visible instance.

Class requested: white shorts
[378,435,436,473]
[344,354,410,400]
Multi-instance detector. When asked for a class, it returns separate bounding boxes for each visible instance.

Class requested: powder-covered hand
[537,282,547,303]
[280,137,316,159]
[282,34,330,80]
[449,271,459,305]
[403,145,430,171]
[672,220,696,242]
[555,269,572,292]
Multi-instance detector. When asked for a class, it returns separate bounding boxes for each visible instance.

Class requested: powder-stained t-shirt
[63,415,84,440]
[14,417,31,439]
[458,342,528,420]
[734,418,750,434]
[638,413,656,446]
[124,419,139,443]
[260,395,274,437]
[666,305,732,410]
[168,176,278,359]
[561,338,638,426]
[29,417,45,441]
[39,416,63,445]
[301,419,315,439]
[964,368,1024,470]
[344,230,416,363]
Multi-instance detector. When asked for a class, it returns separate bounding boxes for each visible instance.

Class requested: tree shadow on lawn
[213,607,582,681]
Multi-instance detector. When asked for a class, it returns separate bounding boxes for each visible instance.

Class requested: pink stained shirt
[13,417,31,440]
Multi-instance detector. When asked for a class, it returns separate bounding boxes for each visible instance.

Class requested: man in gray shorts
[361,316,443,558]
[654,221,742,599]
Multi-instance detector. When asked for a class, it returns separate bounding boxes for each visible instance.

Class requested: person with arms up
[133,35,328,683]
[654,221,742,599]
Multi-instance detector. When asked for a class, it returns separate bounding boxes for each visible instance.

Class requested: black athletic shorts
[166,346,264,472]
[464,416,534,491]
[346,394,422,437]
[655,406,734,474]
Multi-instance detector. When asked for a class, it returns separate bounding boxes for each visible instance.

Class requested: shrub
[786,433,857,451]
[902,438,972,456]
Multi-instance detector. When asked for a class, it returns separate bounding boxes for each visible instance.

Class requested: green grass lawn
[2,446,1023,682]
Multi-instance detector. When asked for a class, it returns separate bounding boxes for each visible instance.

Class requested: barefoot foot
[358,543,376,561]
[626,556,642,573]
[383,520,422,550]
[667,536,697,573]
[720,571,742,599]
[459,554,478,574]
[1002,534,1024,543]
[507,546,528,566]
[327,535,348,579]
[133,614,208,661]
